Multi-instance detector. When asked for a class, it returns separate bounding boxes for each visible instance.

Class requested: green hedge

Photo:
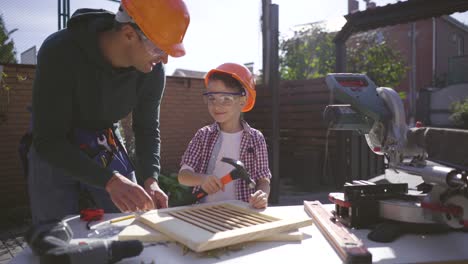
[450,98,468,129]
[158,173,196,207]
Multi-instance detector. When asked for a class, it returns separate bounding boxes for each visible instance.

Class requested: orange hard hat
[205,63,256,112]
[121,0,190,57]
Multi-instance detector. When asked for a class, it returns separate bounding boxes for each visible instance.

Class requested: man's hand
[249,190,268,209]
[201,175,224,194]
[144,178,168,209]
[105,173,154,212]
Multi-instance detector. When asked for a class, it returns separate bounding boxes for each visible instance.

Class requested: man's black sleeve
[133,63,165,184]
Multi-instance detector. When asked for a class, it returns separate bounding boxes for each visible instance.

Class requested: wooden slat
[198,207,259,226]
[257,129,331,138]
[169,211,224,233]
[196,208,251,228]
[215,205,274,223]
[255,96,329,106]
[248,104,326,114]
[250,120,326,129]
[178,209,236,231]
[248,116,325,125]
[168,205,277,233]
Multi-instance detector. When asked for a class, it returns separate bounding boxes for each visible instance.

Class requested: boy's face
[205,79,247,125]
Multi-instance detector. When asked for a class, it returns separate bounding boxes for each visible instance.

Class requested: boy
[178,63,271,209]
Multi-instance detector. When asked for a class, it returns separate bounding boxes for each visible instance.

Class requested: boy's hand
[249,190,268,209]
[201,175,224,194]
[144,178,169,209]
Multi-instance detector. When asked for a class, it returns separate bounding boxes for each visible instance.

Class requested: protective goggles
[135,29,167,58]
[202,91,246,106]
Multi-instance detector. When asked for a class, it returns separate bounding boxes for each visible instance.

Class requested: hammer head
[221,157,255,189]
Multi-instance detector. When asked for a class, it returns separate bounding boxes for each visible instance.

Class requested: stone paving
[0,226,28,264]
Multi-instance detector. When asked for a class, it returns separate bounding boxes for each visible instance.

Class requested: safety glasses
[202,91,246,106]
[135,29,167,58]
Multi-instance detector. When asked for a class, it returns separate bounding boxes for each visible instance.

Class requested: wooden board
[304,200,371,264]
[118,222,168,242]
[138,200,313,252]
[118,221,303,242]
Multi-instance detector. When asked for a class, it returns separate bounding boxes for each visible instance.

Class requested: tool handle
[193,173,234,201]
[220,173,234,185]
[193,188,208,200]
[80,208,104,222]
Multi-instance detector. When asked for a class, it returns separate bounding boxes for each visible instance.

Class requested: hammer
[193,157,255,201]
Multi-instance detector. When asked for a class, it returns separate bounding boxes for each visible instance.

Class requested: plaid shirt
[180,121,271,202]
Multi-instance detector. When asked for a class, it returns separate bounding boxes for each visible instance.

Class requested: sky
[1,0,468,75]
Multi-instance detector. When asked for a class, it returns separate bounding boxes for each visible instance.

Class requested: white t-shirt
[180,130,243,203]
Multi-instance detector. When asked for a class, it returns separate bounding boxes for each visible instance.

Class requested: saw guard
[365,87,409,165]
[377,87,408,147]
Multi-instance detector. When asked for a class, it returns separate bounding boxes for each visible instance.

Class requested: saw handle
[193,173,234,201]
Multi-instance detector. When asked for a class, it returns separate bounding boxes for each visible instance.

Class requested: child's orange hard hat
[205,63,257,112]
[121,0,190,57]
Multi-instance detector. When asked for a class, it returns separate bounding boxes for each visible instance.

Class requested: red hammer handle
[220,173,234,185]
[193,173,233,201]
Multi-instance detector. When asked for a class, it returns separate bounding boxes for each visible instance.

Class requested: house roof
[171,69,206,78]
[335,0,468,43]
[290,16,347,34]
[442,15,468,33]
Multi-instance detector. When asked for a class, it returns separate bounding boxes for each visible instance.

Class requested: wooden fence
[245,78,385,191]
[0,64,35,210]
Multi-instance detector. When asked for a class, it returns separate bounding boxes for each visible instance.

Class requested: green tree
[0,15,19,124]
[0,14,18,64]
[279,25,335,80]
[279,26,408,88]
[347,31,408,88]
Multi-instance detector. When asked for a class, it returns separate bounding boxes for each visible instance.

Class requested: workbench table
[9,204,468,264]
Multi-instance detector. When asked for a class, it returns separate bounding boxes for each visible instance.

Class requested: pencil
[109,214,136,224]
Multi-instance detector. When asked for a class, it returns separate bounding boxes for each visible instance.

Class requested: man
[28,0,190,224]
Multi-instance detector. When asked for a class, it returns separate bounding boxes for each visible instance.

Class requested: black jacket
[32,8,165,187]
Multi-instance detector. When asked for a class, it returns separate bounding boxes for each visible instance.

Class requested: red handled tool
[194,157,255,200]
[80,208,104,222]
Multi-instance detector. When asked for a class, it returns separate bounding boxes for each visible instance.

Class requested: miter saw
[323,73,468,241]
